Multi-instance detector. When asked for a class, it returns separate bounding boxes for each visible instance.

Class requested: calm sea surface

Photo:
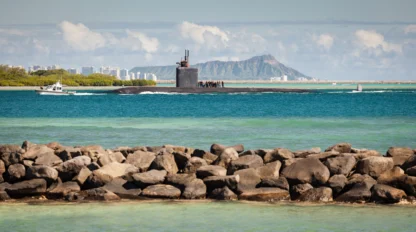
[0,201,415,232]
[0,86,415,152]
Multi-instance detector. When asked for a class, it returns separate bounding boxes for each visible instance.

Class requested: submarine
[113,50,311,94]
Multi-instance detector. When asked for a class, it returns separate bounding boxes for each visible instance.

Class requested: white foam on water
[73,93,107,96]
[138,91,189,95]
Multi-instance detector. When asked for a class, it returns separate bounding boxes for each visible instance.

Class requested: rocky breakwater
[0,141,415,204]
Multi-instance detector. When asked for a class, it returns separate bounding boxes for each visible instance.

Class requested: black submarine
[113,50,311,94]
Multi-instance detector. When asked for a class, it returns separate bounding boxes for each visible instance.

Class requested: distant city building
[282,75,288,81]
[81,66,94,76]
[136,72,141,79]
[47,65,60,70]
[100,66,120,79]
[130,72,135,80]
[120,69,129,80]
[29,65,47,72]
[67,68,78,74]
[148,73,157,81]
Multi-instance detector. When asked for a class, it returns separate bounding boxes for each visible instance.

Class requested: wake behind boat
[35,81,76,95]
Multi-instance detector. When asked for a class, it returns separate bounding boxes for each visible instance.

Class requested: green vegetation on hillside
[0,65,156,87]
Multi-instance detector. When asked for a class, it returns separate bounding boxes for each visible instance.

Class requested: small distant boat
[352,84,363,93]
[35,81,76,95]
[332,82,337,86]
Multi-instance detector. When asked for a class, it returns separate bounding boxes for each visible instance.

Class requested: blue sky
[0,0,415,80]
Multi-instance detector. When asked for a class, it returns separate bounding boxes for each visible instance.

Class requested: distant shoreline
[157,80,416,84]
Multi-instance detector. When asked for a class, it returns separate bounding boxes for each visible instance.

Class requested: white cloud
[404,25,416,34]
[355,30,402,54]
[314,34,334,50]
[59,21,106,51]
[0,28,29,36]
[179,21,229,48]
[125,30,159,53]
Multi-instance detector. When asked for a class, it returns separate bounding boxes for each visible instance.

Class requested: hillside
[130,55,311,80]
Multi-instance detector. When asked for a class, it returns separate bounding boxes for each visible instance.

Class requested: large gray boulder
[5,179,47,198]
[142,184,181,199]
[234,168,261,193]
[228,155,263,174]
[0,144,24,166]
[386,147,414,166]
[336,180,375,203]
[325,155,356,175]
[281,158,330,185]
[372,184,407,203]
[377,166,405,186]
[132,170,167,188]
[345,174,377,190]
[307,150,340,161]
[327,174,347,195]
[398,175,416,196]
[126,151,155,172]
[196,165,227,179]
[80,187,120,201]
[56,156,91,181]
[356,156,394,178]
[182,178,206,199]
[191,149,218,165]
[7,163,26,182]
[203,175,240,192]
[26,165,58,183]
[47,181,80,199]
[184,157,207,173]
[258,177,289,190]
[325,143,352,153]
[34,153,62,167]
[73,167,92,186]
[56,147,82,161]
[405,166,416,176]
[293,147,321,158]
[210,144,244,156]
[255,161,281,179]
[239,188,290,201]
[209,186,237,200]
[150,153,178,174]
[290,183,313,200]
[94,162,138,179]
[263,148,294,163]
[103,178,142,199]
[214,147,239,168]
[165,173,196,189]
[298,187,333,202]
[401,155,416,171]
[172,151,191,170]
[22,145,54,160]
[352,150,381,160]
[0,160,5,182]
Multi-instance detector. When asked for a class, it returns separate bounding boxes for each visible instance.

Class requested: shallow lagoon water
[0,201,415,232]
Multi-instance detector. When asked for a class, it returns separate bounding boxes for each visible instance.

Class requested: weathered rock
[255,161,281,179]
[172,151,191,170]
[307,150,340,161]
[234,168,261,193]
[196,165,227,179]
[81,187,120,201]
[5,179,47,198]
[282,158,303,168]
[258,177,289,190]
[0,182,11,191]
[97,154,113,166]
[22,160,34,167]
[228,155,263,174]
[191,149,217,164]
[356,156,394,178]
[401,155,416,170]
[327,174,347,195]
[345,174,377,190]
[325,156,356,175]
[377,166,405,186]
[239,188,290,201]
[109,152,126,163]
[72,167,92,185]
[405,166,416,176]
[56,156,91,181]
[103,177,142,199]
[150,153,178,174]
[46,142,63,150]
[184,157,207,173]
[293,147,321,158]
[386,147,414,166]
[398,175,416,196]
[7,163,26,182]
[113,146,136,157]
[0,160,5,182]
[22,145,54,160]
[336,181,375,203]
[142,184,181,199]
[94,162,138,179]
[209,186,237,200]
[210,144,244,156]
[290,183,313,200]
[281,158,330,185]
[239,150,256,157]
[47,181,80,199]
[56,147,82,161]
[80,145,106,157]
[87,162,100,171]
[325,143,352,153]
[132,170,167,188]
[203,175,240,192]
[0,191,10,201]
[214,147,239,168]
[263,148,294,163]
[165,173,196,189]
[21,140,36,151]
[83,172,113,189]
[372,184,406,203]
[298,187,333,202]
[34,153,62,167]
[353,150,381,160]
[26,165,58,183]
[182,178,206,199]
[0,144,24,166]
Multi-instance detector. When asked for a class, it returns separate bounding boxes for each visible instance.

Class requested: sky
[0,0,416,80]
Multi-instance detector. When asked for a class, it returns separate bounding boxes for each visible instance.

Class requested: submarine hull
[112,87,311,94]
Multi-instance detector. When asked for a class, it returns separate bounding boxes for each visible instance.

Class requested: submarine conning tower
[176,49,198,88]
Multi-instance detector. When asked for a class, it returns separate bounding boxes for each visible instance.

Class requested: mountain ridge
[130,55,311,80]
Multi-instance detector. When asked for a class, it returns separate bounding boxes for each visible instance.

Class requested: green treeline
[0,65,156,86]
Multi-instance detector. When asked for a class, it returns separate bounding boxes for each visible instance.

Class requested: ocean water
[0,201,415,232]
[0,88,415,152]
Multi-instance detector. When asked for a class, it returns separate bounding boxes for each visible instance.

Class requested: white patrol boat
[35,81,76,95]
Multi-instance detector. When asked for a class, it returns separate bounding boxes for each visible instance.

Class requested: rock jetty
[0,142,415,204]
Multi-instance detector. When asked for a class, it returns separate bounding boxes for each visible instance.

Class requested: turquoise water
[0,89,415,151]
[0,201,415,231]
[157,83,416,89]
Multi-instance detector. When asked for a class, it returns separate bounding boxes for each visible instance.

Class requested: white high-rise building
[120,69,129,80]
[47,65,60,70]
[81,66,94,76]
[136,72,141,79]
[100,66,120,79]
[67,68,78,74]
[282,75,288,81]
[130,72,135,80]
[148,73,157,81]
